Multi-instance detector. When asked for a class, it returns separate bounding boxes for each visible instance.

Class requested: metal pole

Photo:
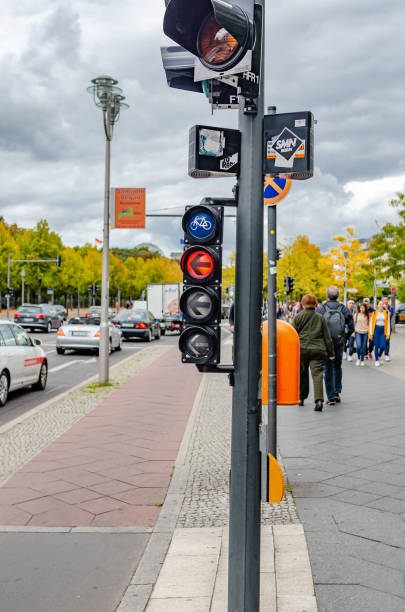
[21,269,25,306]
[117,286,121,313]
[78,287,81,316]
[391,290,396,333]
[7,253,10,320]
[343,251,348,304]
[228,3,264,609]
[266,111,277,460]
[267,207,277,460]
[99,136,111,384]
[373,266,377,309]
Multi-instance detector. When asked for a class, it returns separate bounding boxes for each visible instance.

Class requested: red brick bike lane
[0,349,202,527]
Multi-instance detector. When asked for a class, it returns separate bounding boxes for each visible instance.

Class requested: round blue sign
[187,211,216,241]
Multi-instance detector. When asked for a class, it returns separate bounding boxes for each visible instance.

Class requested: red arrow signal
[181,248,215,281]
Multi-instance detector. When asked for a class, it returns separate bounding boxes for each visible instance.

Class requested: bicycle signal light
[182,204,224,244]
[179,202,224,365]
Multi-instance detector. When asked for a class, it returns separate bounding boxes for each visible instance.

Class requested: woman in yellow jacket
[369,301,391,367]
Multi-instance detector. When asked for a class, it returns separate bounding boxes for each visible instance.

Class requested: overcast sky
[1,0,404,261]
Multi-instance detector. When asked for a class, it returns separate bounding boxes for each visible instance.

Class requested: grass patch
[85,381,118,391]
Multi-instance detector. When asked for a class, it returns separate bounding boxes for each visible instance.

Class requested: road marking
[49,360,80,373]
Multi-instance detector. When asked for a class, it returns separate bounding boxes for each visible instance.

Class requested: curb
[116,373,206,612]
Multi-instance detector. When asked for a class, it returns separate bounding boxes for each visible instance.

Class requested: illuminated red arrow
[184,250,214,279]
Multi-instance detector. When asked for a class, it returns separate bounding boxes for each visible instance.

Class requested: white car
[56,316,122,354]
[0,321,48,407]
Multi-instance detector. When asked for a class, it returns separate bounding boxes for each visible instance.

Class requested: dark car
[395,303,405,324]
[14,304,62,333]
[112,309,161,342]
[165,314,183,334]
[52,304,68,321]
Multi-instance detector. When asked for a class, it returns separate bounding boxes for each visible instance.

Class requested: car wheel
[146,330,152,342]
[108,339,112,354]
[0,371,9,407]
[155,328,161,340]
[46,321,52,333]
[56,347,65,355]
[33,361,48,391]
[161,329,166,336]
[116,336,122,351]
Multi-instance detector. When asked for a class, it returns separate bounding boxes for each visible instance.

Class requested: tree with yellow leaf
[326,227,371,298]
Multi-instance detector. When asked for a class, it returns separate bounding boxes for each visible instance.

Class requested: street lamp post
[87,76,129,384]
[343,250,348,304]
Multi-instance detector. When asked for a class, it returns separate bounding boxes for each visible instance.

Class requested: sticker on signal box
[266,127,305,168]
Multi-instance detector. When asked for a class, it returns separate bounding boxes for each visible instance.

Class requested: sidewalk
[118,339,317,611]
[279,327,405,611]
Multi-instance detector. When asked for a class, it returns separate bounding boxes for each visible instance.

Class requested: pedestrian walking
[344,300,356,361]
[316,286,354,405]
[369,300,391,367]
[363,298,375,359]
[292,294,335,412]
[229,302,235,332]
[354,303,369,366]
[382,295,394,361]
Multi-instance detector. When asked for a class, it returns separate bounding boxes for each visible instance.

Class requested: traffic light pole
[228,3,265,610]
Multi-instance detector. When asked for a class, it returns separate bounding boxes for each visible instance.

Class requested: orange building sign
[113,188,145,229]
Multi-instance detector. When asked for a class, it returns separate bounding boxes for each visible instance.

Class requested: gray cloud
[0,0,404,262]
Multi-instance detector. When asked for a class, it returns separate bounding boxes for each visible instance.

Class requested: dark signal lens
[198,14,239,66]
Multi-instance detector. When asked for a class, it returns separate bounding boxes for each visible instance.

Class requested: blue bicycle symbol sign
[187,212,216,240]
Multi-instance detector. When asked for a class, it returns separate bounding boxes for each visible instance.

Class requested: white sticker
[220,153,238,171]
[295,119,306,127]
[199,129,225,158]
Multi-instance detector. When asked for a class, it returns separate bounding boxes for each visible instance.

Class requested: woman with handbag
[369,300,391,367]
[292,294,335,412]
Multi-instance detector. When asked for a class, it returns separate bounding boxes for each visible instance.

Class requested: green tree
[369,187,405,281]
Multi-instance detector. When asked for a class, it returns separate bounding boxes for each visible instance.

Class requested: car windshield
[116,310,146,322]
[18,306,41,314]
[68,316,100,326]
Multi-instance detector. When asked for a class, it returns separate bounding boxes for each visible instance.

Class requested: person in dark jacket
[292,294,335,412]
[229,302,235,332]
[316,286,354,405]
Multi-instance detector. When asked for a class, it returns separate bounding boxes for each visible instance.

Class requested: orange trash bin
[262,319,300,406]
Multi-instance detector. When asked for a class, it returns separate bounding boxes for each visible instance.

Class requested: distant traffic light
[163,0,255,79]
[179,203,223,364]
[56,255,61,267]
[288,277,295,293]
[7,288,14,297]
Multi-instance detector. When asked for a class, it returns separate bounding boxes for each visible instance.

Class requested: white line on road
[49,360,80,373]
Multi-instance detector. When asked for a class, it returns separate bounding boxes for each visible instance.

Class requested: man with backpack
[316,286,354,406]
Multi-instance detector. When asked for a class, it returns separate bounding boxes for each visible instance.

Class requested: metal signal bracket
[196,364,235,387]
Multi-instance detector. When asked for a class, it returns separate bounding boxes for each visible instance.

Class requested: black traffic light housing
[179,203,223,365]
[56,255,61,267]
[161,46,204,94]
[288,277,295,293]
[163,0,255,78]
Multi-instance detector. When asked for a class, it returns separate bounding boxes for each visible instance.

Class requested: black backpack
[323,303,346,342]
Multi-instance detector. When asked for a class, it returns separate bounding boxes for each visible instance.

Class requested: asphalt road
[0,329,180,428]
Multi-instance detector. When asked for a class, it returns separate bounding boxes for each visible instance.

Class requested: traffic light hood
[161,46,204,93]
[163,0,254,72]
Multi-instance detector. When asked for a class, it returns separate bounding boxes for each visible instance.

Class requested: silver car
[56,316,122,355]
